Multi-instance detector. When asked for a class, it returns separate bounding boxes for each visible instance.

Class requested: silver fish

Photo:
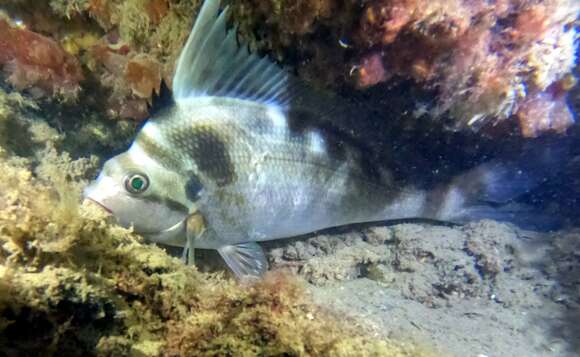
[84,0,550,277]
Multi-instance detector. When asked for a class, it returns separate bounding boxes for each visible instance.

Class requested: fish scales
[138,97,393,247]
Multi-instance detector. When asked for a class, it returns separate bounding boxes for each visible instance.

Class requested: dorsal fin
[172,0,298,105]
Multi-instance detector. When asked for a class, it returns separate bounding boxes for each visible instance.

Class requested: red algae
[356,51,389,88]
[231,0,576,137]
[517,89,575,138]
[145,0,170,26]
[125,55,162,101]
[1,0,197,120]
[0,17,84,99]
[89,36,162,121]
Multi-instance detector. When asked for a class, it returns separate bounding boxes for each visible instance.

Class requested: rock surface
[263,221,580,356]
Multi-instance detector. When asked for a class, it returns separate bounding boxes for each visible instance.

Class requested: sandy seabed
[256,221,580,356]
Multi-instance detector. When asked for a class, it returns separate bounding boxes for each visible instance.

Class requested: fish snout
[83,181,114,215]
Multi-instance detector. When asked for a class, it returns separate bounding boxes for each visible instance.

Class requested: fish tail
[424,139,571,230]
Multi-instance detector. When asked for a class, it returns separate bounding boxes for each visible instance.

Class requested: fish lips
[85,197,113,214]
[84,194,153,234]
[83,183,113,214]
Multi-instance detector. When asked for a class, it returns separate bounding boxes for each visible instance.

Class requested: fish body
[85,0,555,277]
[132,97,397,247]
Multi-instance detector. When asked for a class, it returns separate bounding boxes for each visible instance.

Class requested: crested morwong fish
[84,0,556,278]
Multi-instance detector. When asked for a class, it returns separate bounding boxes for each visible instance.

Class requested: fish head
[84,151,192,242]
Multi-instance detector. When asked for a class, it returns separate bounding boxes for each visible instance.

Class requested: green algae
[118,0,154,48]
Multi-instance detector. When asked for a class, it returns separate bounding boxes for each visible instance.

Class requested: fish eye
[124,173,149,194]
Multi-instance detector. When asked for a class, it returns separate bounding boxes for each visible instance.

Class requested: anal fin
[218,242,268,278]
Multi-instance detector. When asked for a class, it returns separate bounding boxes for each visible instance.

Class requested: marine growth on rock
[1,0,577,137]
[354,0,579,136]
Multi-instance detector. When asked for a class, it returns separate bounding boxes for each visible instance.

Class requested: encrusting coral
[0,89,431,356]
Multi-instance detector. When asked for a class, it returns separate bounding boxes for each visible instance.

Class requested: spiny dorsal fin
[172,0,298,106]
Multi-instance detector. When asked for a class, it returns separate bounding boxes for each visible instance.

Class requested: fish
[84,0,561,278]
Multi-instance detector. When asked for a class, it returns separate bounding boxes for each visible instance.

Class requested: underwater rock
[268,221,540,308]
[300,223,580,356]
[2,0,577,134]
[355,0,579,136]
[58,0,198,121]
[230,0,359,87]
[233,0,578,137]
[0,1,578,354]
[1,0,197,120]
[0,84,137,162]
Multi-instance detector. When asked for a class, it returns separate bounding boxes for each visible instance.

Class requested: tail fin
[427,139,571,231]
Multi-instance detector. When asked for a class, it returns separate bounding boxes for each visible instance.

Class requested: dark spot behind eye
[186,126,236,186]
[185,174,204,201]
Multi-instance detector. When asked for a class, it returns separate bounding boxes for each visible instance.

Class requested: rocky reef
[0,0,577,136]
[280,222,580,356]
[0,88,431,355]
[1,0,198,120]
[232,0,578,137]
[354,0,578,137]
[0,14,84,99]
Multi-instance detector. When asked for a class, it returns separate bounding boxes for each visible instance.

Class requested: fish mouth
[85,197,113,214]
[140,218,185,236]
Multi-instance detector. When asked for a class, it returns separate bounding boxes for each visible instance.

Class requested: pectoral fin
[218,242,268,278]
[182,212,207,265]
[182,237,195,265]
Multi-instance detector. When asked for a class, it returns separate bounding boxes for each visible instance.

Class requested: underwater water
[0,0,579,356]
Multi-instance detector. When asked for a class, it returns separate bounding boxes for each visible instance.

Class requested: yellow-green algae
[0,90,431,356]
[46,0,200,69]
